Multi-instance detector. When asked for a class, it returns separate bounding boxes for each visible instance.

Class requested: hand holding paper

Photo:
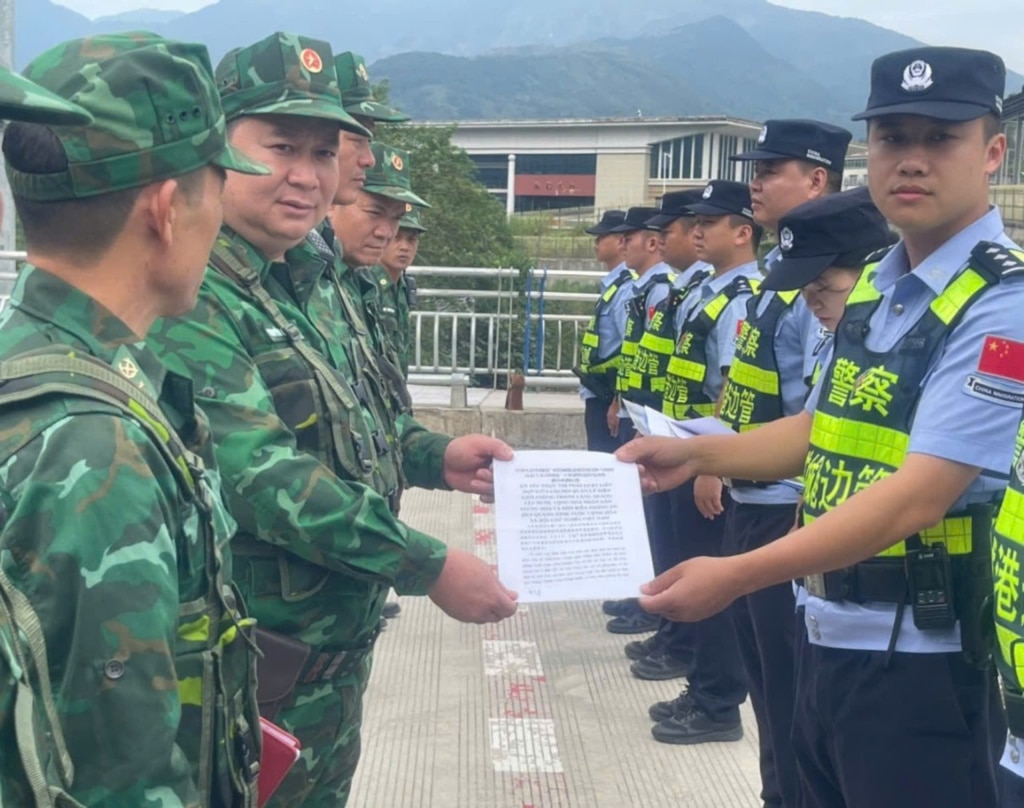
[493,451,654,603]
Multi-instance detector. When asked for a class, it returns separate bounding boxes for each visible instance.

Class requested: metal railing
[0,255,603,387]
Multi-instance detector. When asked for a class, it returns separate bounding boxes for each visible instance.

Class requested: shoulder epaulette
[970,240,1024,281]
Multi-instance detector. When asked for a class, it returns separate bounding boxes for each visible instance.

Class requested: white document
[643,406,676,437]
[622,399,650,434]
[493,451,654,603]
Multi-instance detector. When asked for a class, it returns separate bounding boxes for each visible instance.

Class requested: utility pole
[0,0,15,259]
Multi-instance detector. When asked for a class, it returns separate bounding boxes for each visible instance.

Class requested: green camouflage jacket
[0,267,259,807]
[147,227,449,650]
[369,266,414,378]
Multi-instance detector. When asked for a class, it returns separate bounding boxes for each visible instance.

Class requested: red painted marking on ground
[473,503,491,514]
[475,529,495,544]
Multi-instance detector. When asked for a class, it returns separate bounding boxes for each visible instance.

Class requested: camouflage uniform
[349,144,430,379]
[373,204,428,378]
[146,33,450,808]
[0,33,267,807]
[335,51,411,125]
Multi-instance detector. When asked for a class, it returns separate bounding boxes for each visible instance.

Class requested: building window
[1002,118,1023,184]
[469,155,510,190]
[649,135,707,180]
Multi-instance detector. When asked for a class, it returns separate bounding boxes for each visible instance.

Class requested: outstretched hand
[443,435,514,503]
[638,556,744,622]
[615,436,699,495]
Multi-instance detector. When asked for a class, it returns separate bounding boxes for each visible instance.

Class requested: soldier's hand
[694,475,724,519]
[638,556,742,622]
[616,436,698,495]
[428,548,519,623]
[443,435,514,503]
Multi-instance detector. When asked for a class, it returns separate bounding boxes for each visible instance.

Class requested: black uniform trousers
[791,624,1006,808]
[584,396,619,453]
[672,481,747,721]
[1002,764,1024,807]
[646,488,695,661]
[724,499,801,808]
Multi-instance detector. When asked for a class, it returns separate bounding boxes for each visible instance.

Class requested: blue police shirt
[581,261,633,401]
[634,261,676,328]
[802,206,1024,653]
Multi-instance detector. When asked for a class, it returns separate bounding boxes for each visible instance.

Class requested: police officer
[605,206,677,636]
[577,209,633,454]
[379,205,427,378]
[0,33,268,805]
[648,179,759,744]
[146,32,517,808]
[722,187,896,806]
[620,46,1020,807]
[713,122,854,808]
[619,191,713,679]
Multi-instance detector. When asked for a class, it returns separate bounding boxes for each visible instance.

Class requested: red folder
[258,717,302,807]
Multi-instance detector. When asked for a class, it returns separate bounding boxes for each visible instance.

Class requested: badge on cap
[301,48,324,74]
[702,185,714,199]
[757,125,768,145]
[780,227,795,253]
[405,203,413,213]
[391,154,404,171]
[357,62,370,82]
[901,60,933,93]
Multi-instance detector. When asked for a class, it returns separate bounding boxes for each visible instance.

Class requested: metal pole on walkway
[0,0,16,259]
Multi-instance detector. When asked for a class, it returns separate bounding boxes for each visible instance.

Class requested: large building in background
[440,116,867,214]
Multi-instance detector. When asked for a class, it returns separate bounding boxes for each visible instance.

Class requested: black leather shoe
[378,616,388,632]
[651,706,743,745]
[648,689,695,722]
[382,601,401,619]
[605,611,660,634]
[630,650,695,681]
[602,598,640,617]
[624,633,664,661]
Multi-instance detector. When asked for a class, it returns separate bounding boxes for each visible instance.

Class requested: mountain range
[19,0,1024,125]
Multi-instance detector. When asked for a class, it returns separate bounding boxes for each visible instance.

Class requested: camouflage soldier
[329,142,428,376]
[335,50,410,135]
[0,33,268,806]
[146,32,517,808]
[378,205,427,378]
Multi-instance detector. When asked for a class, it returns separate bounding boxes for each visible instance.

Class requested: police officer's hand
[693,475,724,519]
[428,548,519,623]
[638,556,741,622]
[606,400,619,438]
[443,435,514,504]
[615,436,697,495]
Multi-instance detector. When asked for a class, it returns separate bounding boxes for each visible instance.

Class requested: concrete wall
[594,152,649,210]
[414,406,587,450]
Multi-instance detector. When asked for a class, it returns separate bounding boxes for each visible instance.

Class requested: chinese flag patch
[978,335,1024,382]
[648,306,656,319]
[736,320,746,335]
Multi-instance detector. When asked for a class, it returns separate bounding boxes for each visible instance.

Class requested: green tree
[377,122,527,269]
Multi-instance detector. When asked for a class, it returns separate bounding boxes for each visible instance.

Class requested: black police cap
[647,189,703,228]
[852,46,1005,122]
[731,119,852,169]
[585,209,627,235]
[686,180,754,220]
[762,186,896,292]
[609,206,663,233]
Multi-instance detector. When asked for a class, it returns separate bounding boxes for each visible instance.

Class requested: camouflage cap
[334,51,410,123]
[399,205,427,233]
[363,143,430,207]
[217,32,369,136]
[10,32,268,202]
[0,65,92,125]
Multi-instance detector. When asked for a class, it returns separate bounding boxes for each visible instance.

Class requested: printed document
[493,451,654,603]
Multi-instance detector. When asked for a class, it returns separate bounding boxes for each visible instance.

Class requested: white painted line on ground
[489,718,564,774]
[483,640,545,678]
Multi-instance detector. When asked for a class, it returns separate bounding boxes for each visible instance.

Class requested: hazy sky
[53,0,1024,73]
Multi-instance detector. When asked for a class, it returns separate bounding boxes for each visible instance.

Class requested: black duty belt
[797,556,970,605]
